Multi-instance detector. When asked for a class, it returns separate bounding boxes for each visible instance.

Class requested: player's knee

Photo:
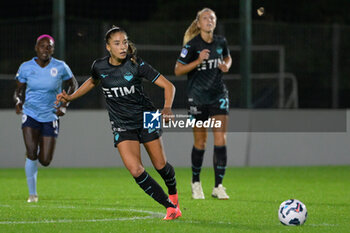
[26,148,38,159]
[129,166,145,178]
[194,139,207,149]
[39,158,52,167]
[153,160,166,170]
[26,154,38,161]
[214,138,226,146]
[214,134,226,146]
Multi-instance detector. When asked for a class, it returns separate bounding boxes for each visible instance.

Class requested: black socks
[213,145,227,187]
[156,162,177,195]
[191,146,205,183]
[134,171,175,208]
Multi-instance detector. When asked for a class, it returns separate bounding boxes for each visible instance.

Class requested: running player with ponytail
[56,26,181,220]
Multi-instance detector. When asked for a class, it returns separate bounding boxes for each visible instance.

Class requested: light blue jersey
[15,57,73,122]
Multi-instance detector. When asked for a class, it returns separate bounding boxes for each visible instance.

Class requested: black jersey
[91,55,160,130]
[177,34,230,105]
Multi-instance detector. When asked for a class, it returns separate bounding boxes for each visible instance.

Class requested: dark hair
[105,26,137,64]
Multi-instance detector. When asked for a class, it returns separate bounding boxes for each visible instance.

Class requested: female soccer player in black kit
[175,8,232,200]
[56,26,181,220]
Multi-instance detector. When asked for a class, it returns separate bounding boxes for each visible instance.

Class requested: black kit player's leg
[143,138,166,170]
[191,146,205,183]
[144,138,181,219]
[190,126,208,199]
[212,114,228,186]
[117,140,175,209]
[212,114,228,146]
[192,127,207,182]
[144,138,177,195]
[117,140,143,177]
[211,114,229,199]
[192,126,208,150]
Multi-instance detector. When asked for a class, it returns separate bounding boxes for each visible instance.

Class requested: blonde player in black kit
[56,26,181,220]
[175,8,232,200]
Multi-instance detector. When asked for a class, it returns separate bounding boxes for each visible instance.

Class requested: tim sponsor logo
[102,85,135,98]
[197,58,222,71]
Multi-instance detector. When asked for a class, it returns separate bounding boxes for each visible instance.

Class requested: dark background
[1,0,350,109]
[1,0,350,24]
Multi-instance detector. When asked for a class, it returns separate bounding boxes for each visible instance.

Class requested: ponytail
[128,40,138,65]
[183,20,200,45]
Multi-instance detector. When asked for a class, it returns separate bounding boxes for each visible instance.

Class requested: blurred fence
[1,17,350,108]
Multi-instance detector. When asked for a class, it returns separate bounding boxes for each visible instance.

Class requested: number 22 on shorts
[219,98,229,110]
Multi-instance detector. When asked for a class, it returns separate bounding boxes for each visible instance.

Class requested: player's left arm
[218,55,232,73]
[56,76,78,116]
[218,37,232,73]
[153,75,176,122]
[65,76,79,96]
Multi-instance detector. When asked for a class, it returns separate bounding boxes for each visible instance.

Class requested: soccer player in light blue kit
[14,34,78,203]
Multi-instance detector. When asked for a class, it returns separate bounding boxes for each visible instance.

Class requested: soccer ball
[278,199,307,226]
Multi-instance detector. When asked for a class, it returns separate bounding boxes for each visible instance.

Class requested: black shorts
[113,128,163,147]
[188,97,229,121]
[22,114,59,138]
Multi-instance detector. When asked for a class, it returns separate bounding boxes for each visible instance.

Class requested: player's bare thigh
[22,127,40,160]
[143,137,167,170]
[211,114,228,146]
[117,140,144,177]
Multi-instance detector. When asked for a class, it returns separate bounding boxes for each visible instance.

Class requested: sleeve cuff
[151,73,161,83]
[177,59,187,65]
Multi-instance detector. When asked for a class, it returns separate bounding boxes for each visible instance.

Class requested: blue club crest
[216,47,223,55]
[124,72,134,81]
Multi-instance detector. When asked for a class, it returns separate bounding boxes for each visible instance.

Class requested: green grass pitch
[0,166,349,233]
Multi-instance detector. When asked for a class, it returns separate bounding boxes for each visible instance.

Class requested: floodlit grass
[0,166,349,232]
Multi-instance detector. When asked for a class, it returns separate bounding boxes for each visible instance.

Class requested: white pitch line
[178,220,232,225]
[27,205,164,216]
[308,223,339,227]
[1,204,163,216]
[0,204,164,225]
[0,216,155,225]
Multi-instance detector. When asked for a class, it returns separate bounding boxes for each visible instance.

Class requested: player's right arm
[174,49,210,76]
[56,77,99,104]
[14,80,26,114]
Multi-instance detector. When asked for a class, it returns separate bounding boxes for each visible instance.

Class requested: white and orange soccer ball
[278,199,307,226]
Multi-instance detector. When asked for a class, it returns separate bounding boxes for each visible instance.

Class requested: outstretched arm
[14,80,26,114]
[56,77,98,105]
[153,75,176,122]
